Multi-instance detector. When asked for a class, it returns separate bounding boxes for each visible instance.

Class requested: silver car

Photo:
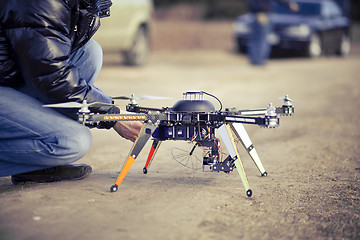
[93,0,153,66]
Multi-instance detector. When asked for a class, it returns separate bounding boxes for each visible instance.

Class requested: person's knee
[40,125,92,166]
[61,126,92,163]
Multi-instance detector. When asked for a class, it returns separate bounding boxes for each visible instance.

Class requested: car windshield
[274,2,321,16]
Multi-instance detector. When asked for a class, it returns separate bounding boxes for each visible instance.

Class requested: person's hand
[113,119,143,142]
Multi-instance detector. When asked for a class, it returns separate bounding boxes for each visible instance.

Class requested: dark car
[234,0,351,57]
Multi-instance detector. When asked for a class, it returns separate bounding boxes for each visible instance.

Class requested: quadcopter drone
[44,91,294,197]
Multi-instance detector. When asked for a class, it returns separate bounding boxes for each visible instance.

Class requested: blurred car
[93,0,153,65]
[234,0,351,58]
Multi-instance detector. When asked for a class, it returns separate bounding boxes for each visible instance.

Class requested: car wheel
[123,26,150,66]
[336,33,350,57]
[307,33,322,58]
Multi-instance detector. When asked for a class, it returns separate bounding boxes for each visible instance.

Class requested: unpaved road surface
[1,50,359,240]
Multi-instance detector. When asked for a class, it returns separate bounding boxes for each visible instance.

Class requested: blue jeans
[248,15,272,65]
[0,39,104,177]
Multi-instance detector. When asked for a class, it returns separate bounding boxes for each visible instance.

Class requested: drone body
[44,91,294,197]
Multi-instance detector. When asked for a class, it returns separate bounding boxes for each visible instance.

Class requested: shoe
[11,164,92,185]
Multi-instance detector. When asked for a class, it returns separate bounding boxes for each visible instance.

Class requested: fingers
[113,121,144,142]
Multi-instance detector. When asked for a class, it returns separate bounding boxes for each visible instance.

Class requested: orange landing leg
[110,155,136,192]
[110,123,157,192]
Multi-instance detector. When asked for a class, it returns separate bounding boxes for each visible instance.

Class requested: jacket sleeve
[2,0,113,110]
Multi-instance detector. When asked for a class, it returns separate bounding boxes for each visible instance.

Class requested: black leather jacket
[0,0,113,114]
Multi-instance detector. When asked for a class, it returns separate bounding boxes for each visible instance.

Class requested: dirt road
[0,50,359,240]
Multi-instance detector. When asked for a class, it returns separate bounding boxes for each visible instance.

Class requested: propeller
[43,101,115,109]
[112,93,172,101]
[279,95,295,103]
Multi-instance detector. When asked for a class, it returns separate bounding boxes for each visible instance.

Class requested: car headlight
[284,24,311,38]
[234,22,251,34]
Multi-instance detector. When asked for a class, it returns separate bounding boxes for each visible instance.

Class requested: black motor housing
[172,100,215,112]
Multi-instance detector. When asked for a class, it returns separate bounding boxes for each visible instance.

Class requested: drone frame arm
[226,105,294,117]
[88,113,147,123]
[126,105,166,113]
[224,115,279,128]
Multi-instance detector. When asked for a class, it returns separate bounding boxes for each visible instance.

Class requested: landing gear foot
[110,185,118,192]
[246,189,252,197]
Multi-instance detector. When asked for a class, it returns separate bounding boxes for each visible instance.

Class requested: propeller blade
[87,102,116,107]
[112,96,131,100]
[136,95,172,100]
[43,102,83,108]
[112,94,172,101]
[279,95,295,103]
[43,102,115,109]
